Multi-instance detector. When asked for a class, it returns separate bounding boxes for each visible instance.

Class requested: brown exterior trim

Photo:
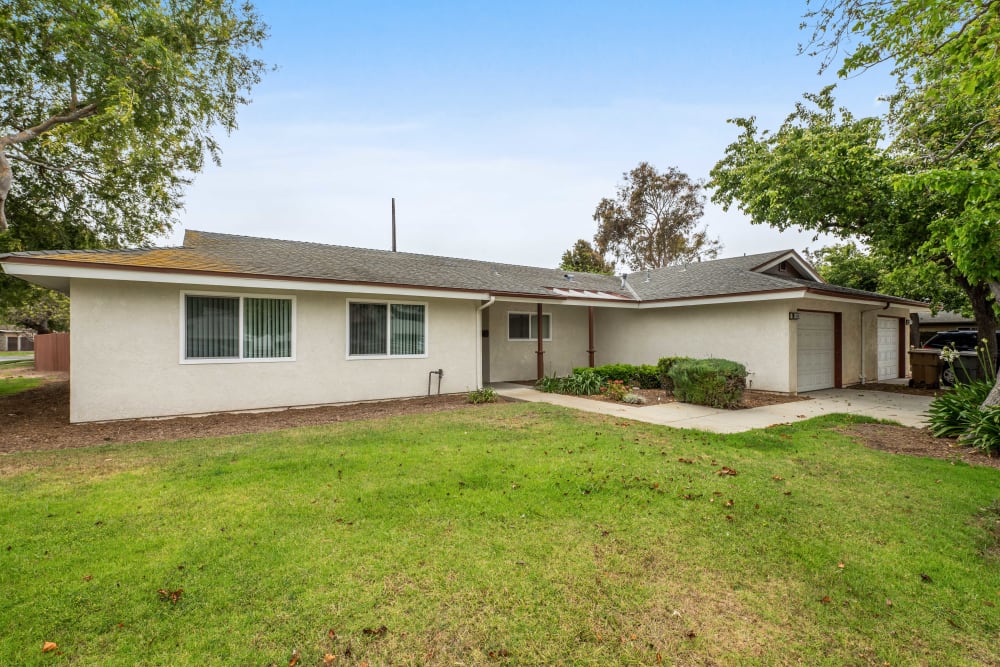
[536,303,544,380]
[804,287,927,309]
[899,318,907,378]
[637,287,806,305]
[834,312,843,388]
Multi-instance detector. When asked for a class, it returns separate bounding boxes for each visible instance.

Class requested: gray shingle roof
[0,230,925,307]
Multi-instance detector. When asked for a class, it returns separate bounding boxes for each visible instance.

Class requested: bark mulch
[1,380,488,455]
[845,382,942,397]
[839,423,1000,470]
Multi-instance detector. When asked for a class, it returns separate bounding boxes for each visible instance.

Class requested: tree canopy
[0,0,269,244]
[593,162,720,271]
[558,239,615,275]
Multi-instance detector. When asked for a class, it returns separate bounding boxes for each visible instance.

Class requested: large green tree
[800,0,1000,407]
[593,162,720,271]
[709,87,997,365]
[0,0,269,319]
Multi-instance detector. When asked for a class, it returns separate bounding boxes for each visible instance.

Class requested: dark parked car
[922,330,1000,352]
[922,330,1000,385]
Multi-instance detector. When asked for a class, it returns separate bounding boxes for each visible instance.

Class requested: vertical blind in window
[390,304,425,355]
[185,295,239,359]
[244,298,292,358]
[349,303,388,355]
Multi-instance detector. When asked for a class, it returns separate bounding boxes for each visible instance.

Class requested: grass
[0,375,42,396]
[1,404,998,666]
[0,350,33,356]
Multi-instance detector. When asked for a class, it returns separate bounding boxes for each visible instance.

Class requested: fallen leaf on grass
[362,625,387,637]
[82,575,93,581]
[771,475,784,481]
[920,573,933,583]
[289,649,300,666]
[984,601,995,607]
[487,648,510,659]
[677,458,694,464]
[820,596,831,604]
[328,629,337,639]
[886,599,893,607]
[838,562,845,569]
[724,499,734,507]
[157,588,183,604]
[323,653,336,665]
[657,653,663,662]
[685,630,697,639]
[42,642,58,653]
[725,515,734,521]
[947,618,961,629]
[716,466,738,476]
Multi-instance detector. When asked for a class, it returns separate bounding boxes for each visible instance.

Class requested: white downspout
[475,297,495,389]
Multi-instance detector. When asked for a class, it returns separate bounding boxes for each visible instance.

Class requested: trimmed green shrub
[536,376,564,393]
[656,356,691,391]
[467,387,498,404]
[927,379,993,438]
[668,358,747,408]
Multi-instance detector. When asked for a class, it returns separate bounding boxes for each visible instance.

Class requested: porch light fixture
[789,312,800,320]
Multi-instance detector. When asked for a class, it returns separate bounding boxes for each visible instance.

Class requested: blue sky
[169,0,893,267]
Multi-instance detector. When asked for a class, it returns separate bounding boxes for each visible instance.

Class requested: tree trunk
[0,147,10,232]
[983,280,1000,408]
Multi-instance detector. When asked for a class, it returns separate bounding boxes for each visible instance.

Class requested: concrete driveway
[491,383,932,433]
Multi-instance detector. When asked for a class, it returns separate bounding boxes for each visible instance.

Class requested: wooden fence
[35,333,70,372]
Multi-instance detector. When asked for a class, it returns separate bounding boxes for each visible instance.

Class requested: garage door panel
[797,312,835,392]
[877,317,899,381]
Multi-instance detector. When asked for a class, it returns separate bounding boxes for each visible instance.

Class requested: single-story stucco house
[0,230,927,422]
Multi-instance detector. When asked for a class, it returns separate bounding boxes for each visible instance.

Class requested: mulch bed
[845,382,942,397]
[839,423,1000,470]
[0,380,490,455]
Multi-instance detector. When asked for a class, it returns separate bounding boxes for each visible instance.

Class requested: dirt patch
[0,380,498,454]
[845,382,941,397]
[839,423,1000,470]
[580,388,809,410]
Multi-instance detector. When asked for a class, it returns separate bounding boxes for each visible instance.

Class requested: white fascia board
[493,295,638,308]
[2,262,490,301]
[635,291,807,308]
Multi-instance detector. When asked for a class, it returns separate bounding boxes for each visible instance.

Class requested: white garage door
[877,317,899,381]
[797,312,835,392]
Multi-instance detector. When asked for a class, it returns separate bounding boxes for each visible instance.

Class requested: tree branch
[7,151,100,183]
[0,103,98,147]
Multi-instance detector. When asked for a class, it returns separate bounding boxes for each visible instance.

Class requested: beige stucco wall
[594,300,797,392]
[69,279,480,422]
[485,302,591,382]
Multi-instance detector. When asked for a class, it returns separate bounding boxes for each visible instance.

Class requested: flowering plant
[600,379,629,401]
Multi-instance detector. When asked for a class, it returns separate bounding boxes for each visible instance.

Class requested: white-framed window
[347,300,427,358]
[508,311,551,341]
[181,291,295,363]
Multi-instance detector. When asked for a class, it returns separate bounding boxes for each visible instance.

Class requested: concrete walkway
[491,383,932,433]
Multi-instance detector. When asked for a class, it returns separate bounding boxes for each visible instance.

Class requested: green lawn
[0,350,33,356]
[0,375,42,396]
[1,404,997,666]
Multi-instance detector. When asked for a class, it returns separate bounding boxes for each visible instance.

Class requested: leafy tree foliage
[0,0,269,322]
[593,162,720,271]
[801,0,1000,406]
[1,284,68,334]
[709,88,996,366]
[558,239,615,275]
[807,242,969,313]
[0,0,268,238]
